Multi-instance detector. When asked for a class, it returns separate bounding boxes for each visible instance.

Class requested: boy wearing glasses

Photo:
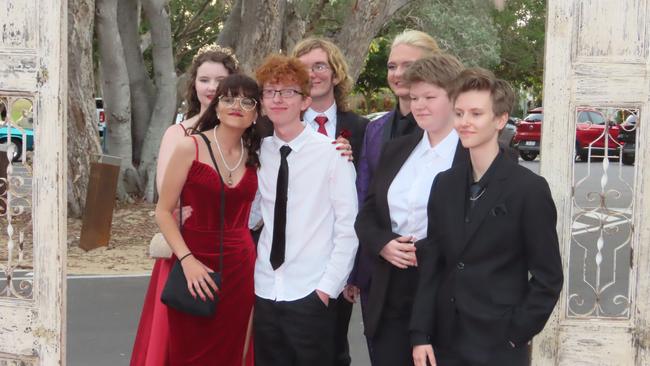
[292,37,369,366]
[410,68,563,366]
[253,54,359,366]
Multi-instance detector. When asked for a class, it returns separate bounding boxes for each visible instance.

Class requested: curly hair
[185,48,240,119]
[255,54,311,97]
[192,74,262,168]
[292,37,353,111]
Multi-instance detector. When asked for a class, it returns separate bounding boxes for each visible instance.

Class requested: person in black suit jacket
[254,38,368,366]
[355,54,467,366]
[410,68,563,366]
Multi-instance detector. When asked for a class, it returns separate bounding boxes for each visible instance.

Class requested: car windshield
[524,113,543,122]
[578,111,606,124]
[96,99,103,109]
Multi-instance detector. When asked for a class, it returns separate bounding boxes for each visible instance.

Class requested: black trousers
[254,292,335,366]
[333,293,353,366]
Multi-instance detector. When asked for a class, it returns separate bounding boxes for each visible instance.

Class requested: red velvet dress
[131,157,257,366]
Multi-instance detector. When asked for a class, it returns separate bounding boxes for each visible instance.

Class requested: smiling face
[387,44,424,98]
[261,82,312,128]
[195,61,230,110]
[453,89,507,150]
[409,81,454,134]
[216,92,258,131]
[298,47,337,102]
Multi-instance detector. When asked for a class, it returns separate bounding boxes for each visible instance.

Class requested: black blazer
[409,153,563,361]
[255,110,369,170]
[354,130,468,339]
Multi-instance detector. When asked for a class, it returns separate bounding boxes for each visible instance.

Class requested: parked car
[96,97,105,136]
[0,125,34,161]
[513,107,621,161]
[618,114,637,165]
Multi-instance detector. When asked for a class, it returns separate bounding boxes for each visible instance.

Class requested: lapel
[454,153,514,259]
[335,110,348,137]
[376,130,424,218]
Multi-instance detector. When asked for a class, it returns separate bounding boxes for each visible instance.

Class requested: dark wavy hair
[192,74,261,168]
[185,49,240,119]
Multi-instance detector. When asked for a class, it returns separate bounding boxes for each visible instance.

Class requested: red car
[513,107,621,161]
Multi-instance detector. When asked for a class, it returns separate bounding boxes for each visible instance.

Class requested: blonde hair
[292,37,353,111]
[391,30,440,57]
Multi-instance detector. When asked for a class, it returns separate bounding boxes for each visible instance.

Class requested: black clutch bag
[161,132,226,317]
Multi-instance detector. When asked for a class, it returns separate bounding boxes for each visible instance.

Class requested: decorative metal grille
[567,107,637,318]
[0,96,34,300]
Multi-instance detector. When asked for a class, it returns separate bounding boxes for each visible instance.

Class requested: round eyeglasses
[218,95,258,111]
[309,62,330,74]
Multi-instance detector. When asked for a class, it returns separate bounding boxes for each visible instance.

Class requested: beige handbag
[149,204,187,259]
[149,232,172,259]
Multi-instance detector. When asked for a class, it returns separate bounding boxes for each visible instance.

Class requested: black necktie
[270,145,291,270]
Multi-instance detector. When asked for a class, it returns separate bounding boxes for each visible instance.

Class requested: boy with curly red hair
[253,54,359,365]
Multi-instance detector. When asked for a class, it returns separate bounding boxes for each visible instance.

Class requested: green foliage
[169,0,228,72]
[354,37,391,97]
[398,0,501,68]
[491,0,546,98]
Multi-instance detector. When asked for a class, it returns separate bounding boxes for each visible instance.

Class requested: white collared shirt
[304,103,337,138]
[255,125,359,301]
[387,130,459,241]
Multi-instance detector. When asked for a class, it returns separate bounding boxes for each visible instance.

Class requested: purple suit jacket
[349,110,395,290]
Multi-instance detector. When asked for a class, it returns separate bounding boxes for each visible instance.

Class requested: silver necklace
[469,187,486,201]
[213,127,244,186]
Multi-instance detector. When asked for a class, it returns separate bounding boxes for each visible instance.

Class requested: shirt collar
[271,123,312,153]
[304,102,337,125]
[416,129,459,159]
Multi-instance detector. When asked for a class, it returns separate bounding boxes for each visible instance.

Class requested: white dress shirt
[304,103,337,137]
[387,130,459,241]
[256,125,359,301]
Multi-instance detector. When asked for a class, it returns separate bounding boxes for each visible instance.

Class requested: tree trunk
[140,0,177,202]
[217,0,243,50]
[231,0,288,74]
[335,0,414,81]
[281,1,307,53]
[67,0,102,218]
[118,0,155,163]
[96,0,140,200]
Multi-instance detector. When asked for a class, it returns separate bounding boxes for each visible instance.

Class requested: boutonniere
[338,128,352,139]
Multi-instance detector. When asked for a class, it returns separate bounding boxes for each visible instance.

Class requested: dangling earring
[253,120,257,125]
[216,112,220,120]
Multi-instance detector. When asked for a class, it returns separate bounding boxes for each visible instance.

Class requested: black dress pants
[254,292,335,366]
[333,293,353,366]
[369,267,418,366]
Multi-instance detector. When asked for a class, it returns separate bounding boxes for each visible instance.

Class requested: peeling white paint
[535,1,650,365]
[0,0,66,365]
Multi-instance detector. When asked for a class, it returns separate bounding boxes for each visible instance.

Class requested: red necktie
[314,115,328,136]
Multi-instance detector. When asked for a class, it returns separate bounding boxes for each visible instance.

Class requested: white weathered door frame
[534,1,649,365]
[0,0,67,364]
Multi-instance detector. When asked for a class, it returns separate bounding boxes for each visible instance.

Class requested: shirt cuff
[410,331,430,346]
[317,277,342,299]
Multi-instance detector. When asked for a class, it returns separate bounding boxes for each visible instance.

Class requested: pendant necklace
[213,127,244,186]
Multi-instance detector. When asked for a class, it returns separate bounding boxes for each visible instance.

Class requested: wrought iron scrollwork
[567,107,637,319]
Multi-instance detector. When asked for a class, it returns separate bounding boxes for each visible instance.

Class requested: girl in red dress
[131,74,260,365]
[130,46,240,366]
